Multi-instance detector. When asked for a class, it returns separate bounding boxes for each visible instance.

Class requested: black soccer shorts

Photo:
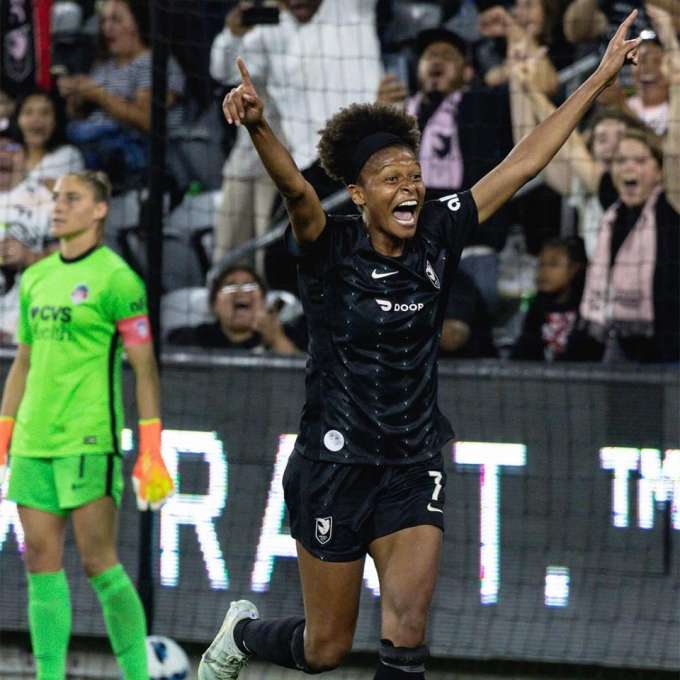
[283,451,446,562]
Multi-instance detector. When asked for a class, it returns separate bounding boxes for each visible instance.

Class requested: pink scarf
[406,91,463,190]
[580,186,661,340]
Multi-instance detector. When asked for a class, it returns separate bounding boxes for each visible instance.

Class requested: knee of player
[79,550,118,578]
[304,631,353,671]
[22,538,62,572]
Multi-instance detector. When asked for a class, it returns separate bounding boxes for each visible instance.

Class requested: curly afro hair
[317,103,420,185]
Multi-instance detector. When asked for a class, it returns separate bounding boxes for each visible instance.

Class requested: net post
[138,0,171,632]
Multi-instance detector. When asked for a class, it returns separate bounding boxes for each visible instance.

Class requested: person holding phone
[167,265,304,353]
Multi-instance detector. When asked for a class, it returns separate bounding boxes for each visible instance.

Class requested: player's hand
[593,10,642,89]
[0,417,15,488]
[131,419,174,511]
[222,57,264,128]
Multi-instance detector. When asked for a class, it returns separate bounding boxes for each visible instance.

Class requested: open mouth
[392,200,418,226]
[622,178,639,190]
[233,300,252,311]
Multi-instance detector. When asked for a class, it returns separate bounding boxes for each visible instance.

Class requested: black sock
[373,639,427,679]
[234,616,307,670]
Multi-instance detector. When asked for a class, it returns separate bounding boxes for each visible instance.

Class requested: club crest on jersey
[70,284,89,305]
[135,318,150,339]
[315,516,333,545]
[425,261,440,289]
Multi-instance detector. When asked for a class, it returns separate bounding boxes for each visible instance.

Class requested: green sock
[27,570,71,680]
[89,564,149,680]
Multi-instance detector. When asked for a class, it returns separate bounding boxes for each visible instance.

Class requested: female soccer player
[0,170,174,680]
[199,12,642,680]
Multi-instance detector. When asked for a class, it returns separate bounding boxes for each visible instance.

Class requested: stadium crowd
[0,0,678,363]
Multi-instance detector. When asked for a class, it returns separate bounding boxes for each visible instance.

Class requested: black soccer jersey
[286,190,479,465]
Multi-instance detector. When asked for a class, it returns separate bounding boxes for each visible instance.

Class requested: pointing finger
[614,9,638,41]
[237,56,253,86]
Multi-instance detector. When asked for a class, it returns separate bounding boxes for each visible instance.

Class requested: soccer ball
[146,635,190,680]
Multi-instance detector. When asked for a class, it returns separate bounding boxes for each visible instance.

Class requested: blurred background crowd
[0,0,678,364]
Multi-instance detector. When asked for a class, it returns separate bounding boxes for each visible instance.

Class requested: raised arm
[648,4,680,212]
[472,10,642,224]
[223,58,326,244]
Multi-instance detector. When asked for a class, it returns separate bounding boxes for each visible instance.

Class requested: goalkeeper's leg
[72,490,149,680]
[17,505,70,680]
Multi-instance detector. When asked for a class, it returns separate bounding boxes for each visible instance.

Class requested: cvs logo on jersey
[375,299,424,313]
[30,306,72,323]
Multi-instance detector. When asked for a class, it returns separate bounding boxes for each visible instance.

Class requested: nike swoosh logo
[372,269,398,279]
[427,503,443,514]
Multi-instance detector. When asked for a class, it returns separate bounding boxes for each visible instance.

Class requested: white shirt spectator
[626,96,669,136]
[0,178,53,342]
[27,145,84,185]
[210,0,382,171]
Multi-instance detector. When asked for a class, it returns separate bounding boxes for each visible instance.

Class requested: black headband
[347,132,406,184]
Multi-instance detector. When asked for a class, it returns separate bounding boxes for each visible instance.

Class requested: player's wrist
[0,417,15,457]
[138,418,162,457]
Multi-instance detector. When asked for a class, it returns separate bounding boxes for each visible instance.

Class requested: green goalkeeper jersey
[11,245,149,458]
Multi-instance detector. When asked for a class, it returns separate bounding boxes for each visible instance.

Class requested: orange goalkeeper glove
[0,416,14,488]
[131,419,174,511]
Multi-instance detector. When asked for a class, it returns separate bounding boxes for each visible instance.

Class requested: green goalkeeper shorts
[7,453,124,516]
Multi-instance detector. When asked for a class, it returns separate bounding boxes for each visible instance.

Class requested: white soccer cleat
[198,599,259,680]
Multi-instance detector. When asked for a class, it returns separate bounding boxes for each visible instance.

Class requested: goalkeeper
[0,170,174,680]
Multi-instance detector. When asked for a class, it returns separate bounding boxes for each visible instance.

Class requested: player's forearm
[247,120,308,200]
[134,362,161,421]
[0,354,29,417]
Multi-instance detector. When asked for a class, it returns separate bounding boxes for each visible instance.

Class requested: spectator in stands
[57,0,185,190]
[474,0,564,94]
[439,269,498,359]
[209,0,383,290]
[563,0,679,47]
[0,136,54,344]
[209,4,282,272]
[577,124,679,363]
[623,39,668,135]
[508,40,645,257]
[510,237,591,360]
[12,89,84,189]
[594,8,674,135]
[0,90,14,133]
[396,27,515,315]
[167,265,304,354]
